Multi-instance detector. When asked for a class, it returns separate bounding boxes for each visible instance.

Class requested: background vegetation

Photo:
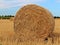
[54,16,60,18]
[0,15,14,19]
[0,15,60,19]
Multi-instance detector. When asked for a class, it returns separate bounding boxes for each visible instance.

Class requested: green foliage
[0,15,14,19]
[54,16,60,18]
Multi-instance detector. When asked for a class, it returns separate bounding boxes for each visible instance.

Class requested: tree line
[0,15,60,19]
[0,15,14,19]
[54,16,60,18]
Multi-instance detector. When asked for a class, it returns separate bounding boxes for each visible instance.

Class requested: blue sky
[0,0,60,16]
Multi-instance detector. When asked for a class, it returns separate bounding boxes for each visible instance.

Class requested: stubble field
[0,18,60,45]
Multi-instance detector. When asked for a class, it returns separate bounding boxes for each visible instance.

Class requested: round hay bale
[14,4,55,42]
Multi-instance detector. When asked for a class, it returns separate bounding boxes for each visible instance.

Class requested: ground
[0,18,60,45]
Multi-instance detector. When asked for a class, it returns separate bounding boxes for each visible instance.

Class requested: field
[0,18,60,45]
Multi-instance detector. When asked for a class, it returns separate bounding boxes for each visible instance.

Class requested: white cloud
[0,0,45,8]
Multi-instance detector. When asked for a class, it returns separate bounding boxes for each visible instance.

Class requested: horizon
[0,0,60,16]
[0,14,59,17]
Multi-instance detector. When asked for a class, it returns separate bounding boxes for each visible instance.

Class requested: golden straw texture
[14,4,55,42]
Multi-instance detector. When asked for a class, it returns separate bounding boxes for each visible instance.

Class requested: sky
[0,0,60,16]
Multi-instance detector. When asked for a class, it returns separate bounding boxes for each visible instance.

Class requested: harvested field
[0,18,60,45]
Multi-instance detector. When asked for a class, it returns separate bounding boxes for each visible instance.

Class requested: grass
[0,18,60,45]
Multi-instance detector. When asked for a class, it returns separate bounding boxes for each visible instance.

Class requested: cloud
[0,0,45,8]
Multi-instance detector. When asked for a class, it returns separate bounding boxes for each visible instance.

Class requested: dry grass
[0,18,60,45]
[14,4,55,41]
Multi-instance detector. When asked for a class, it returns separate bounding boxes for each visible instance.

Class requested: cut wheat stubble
[14,4,55,42]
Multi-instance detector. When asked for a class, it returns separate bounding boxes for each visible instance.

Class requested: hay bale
[14,4,55,42]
